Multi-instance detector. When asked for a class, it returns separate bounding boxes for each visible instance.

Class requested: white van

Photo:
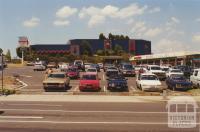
[146,65,166,80]
[190,68,200,87]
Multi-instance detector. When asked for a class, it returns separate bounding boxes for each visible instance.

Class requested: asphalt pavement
[0,101,199,132]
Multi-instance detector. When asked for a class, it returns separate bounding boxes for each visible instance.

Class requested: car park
[106,67,119,77]
[86,67,98,75]
[33,63,46,71]
[43,72,70,91]
[166,75,192,91]
[190,68,200,87]
[119,63,136,77]
[47,62,57,68]
[107,74,128,91]
[66,67,79,79]
[90,64,100,72]
[97,63,104,69]
[136,73,162,92]
[166,69,184,78]
[74,60,85,71]
[146,65,166,80]
[79,73,101,92]
[103,63,114,72]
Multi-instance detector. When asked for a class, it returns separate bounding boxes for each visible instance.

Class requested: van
[190,68,200,87]
[146,65,166,80]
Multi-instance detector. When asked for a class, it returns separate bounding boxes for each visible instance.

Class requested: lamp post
[0,49,3,95]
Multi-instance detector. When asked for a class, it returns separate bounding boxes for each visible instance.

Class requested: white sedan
[136,73,162,91]
[166,69,183,78]
[86,68,98,75]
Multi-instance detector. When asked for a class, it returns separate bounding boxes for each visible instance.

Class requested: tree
[16,47,30,59]
[81,40,92,56]
[0,48,3,54]
[114,44,123,55]
[96,50,104,56]
[5,49,11,62]
[99,33,106,39]
[125,36,129,39]
[108,33,114,40]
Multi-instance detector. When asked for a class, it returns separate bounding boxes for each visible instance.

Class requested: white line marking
[7,104,62,107]
[0,108,168,114]
[103,86,107,92]
[74,86,79,92]
[1,120,198,125]
[21,75,32,78]
[102,74,105,81]
[16,79,28,89]
[0,116,43,119]
[130,86,137,91]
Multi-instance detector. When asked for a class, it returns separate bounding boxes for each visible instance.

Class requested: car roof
[50,72,65,74]
[140,73,156,76]
[82,72,97,75]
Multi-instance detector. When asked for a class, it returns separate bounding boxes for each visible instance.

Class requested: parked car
[79,73,101,91]
[146,65,166,80]
[136,73,162,92]
[43,72,70,91]
[33,63,46,71]
[90,64,100,72]
[47,62,57,68]
[119,63,136,77]
[74,60,85,71]
[107,74,128,91]
[190,68,200,88]
[86,68,98,75]
[84,63,92,70]
[66,67,79,79]
[106,67,119,77]
[97,63,104,69]
[26,61,35,66]
[175,65,192,78]
[166,69,184,78]
[166,75,192,91]
[103,63,114,72]
[59,63,69,72]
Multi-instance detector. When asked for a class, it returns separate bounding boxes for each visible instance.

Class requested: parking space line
[130,86,137,91]
[102,74,105,81]
[103,86,107,92]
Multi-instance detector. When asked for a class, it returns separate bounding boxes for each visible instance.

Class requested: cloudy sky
[0,0,200,56]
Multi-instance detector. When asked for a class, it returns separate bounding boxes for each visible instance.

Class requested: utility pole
[0,50,3,95]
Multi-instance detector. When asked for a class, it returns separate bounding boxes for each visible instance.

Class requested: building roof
[130,51,200,61]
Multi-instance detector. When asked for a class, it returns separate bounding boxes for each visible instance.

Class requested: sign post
[18,36,29,65]
[0,50,3,95]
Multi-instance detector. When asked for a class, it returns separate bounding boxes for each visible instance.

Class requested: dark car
[66,67,79,79]
[90,64,100,72]
[106,67,119,77]
[174,65,192,78]
[107,74,128,91]
[119,63,136,77]
[166,75,192,91]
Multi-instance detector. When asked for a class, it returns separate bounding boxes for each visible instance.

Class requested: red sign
[18,36,29,47]
[104,39,111,49]
[129,40,135,51]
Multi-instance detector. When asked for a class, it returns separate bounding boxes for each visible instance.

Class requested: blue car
[107,75,128,91]
[166,75,192,91]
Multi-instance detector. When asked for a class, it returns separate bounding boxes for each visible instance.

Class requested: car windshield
[124,65,133,69]
[68,68,77,72]
[171,76,186,80]
[87,69,96,72]
[171,70,182,73]
[82,75,96,80]
[141,75,158,80]
[110,75,125,80]
[48,74,65,78]
[162,68,169,71]
[151,67,161,70]
[108,67,117,70]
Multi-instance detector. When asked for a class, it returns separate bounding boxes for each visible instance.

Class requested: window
[194,71,198,76]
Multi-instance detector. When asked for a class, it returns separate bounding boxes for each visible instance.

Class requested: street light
[0,49,3,95]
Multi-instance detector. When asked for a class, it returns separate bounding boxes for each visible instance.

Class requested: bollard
[163,89,168,100]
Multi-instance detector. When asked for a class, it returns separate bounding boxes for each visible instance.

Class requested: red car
[79,73,101,92]
[66,67,79,79]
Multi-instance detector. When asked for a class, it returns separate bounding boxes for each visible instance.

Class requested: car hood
[150,70,165,73]
[80,80,99,85]
[108,79,127,84]
[140,80,161,85]
[43,78,65,83]
[67,72,78,75]
[171,80,191,84]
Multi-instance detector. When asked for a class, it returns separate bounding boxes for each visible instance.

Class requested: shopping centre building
[130,51,200,67]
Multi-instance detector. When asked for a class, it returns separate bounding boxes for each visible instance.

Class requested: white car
[136,73,162,91]
[98,63,104,69]
[190,68,200,87]
[33,63,46,71]
[59,63,69,71]
[146,65,166,80]
[86,68,98,75]
[166,69,184,78]
[84,63,92,70]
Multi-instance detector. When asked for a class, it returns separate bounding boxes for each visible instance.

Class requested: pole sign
[18,36,29,48]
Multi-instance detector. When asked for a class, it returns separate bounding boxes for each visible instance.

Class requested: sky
[0,0,200,57]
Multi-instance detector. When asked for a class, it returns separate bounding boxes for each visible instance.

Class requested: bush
[0,88,16,95]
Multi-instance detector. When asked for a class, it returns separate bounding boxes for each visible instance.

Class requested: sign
[18,36,29,47]
[129,40,135,52]
[104,39,112,49]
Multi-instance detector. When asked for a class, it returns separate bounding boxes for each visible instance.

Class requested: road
[0,101,199,132]
[3,66,169,95]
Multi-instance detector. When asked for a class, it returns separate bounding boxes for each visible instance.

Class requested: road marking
[21,75,32,78]
[130,86,137,91]
[0,108,169,114]
[7,104,62,107]
[16,79,28,89]
[0,116,43,119]
[74,86,79,92]
[102,74,105,81]
[103,86,107,92]
[1,120,198,125]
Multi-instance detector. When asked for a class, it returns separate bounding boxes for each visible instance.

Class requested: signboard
[18,36,29,47]
[104,39,112,49]
[70,44,80,55]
